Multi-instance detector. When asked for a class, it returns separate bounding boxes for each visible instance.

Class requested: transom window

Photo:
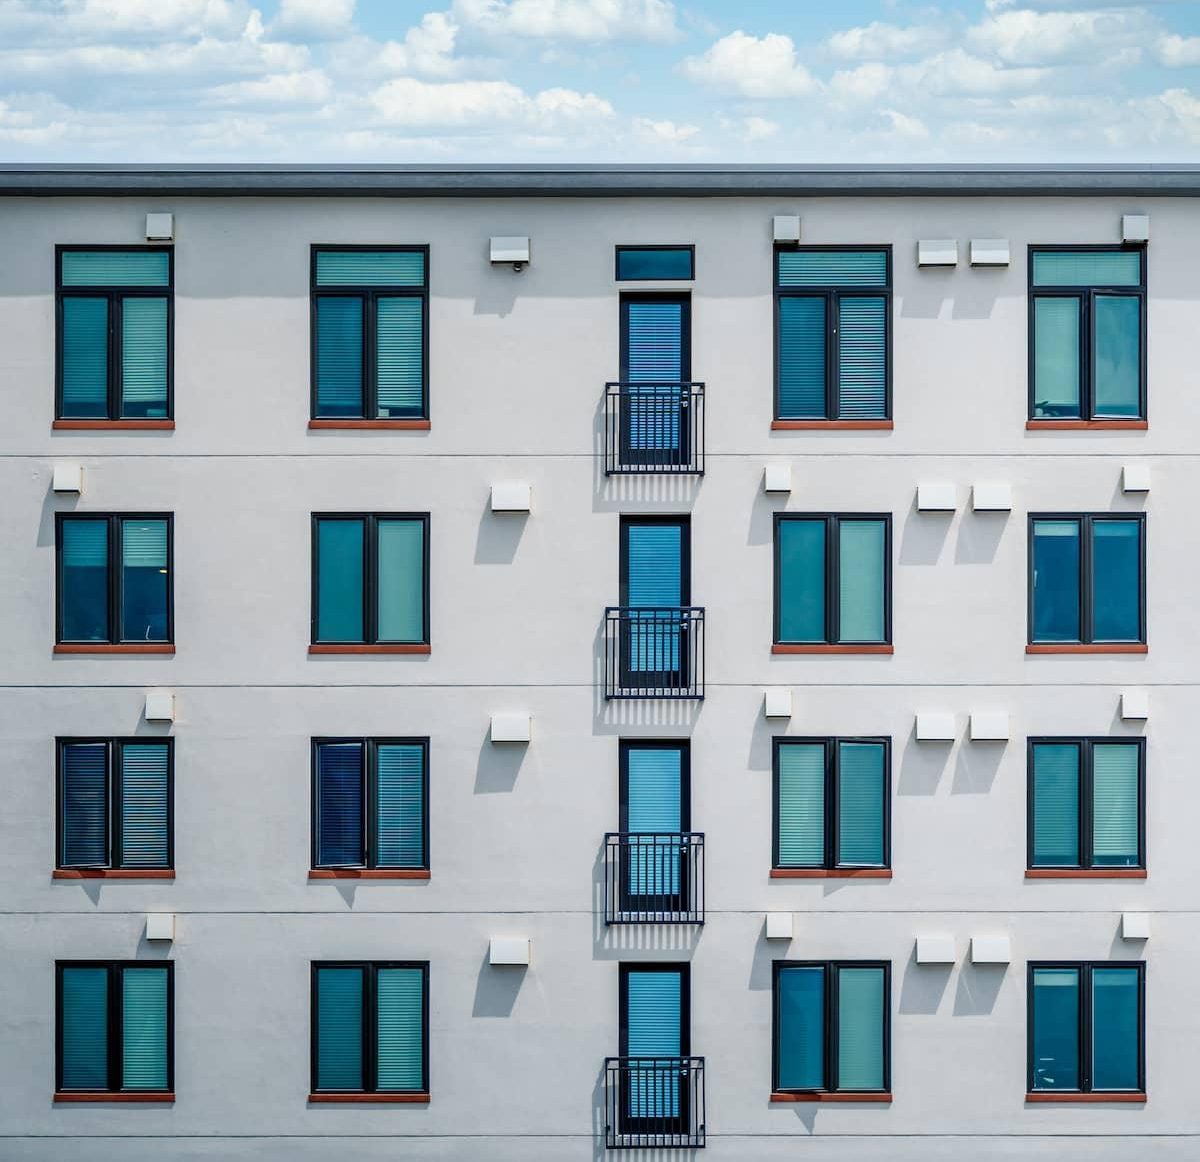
[615,246,694,281]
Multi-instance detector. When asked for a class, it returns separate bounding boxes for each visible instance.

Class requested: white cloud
[879,108,930,141]
[210,69,333,105]
[376,12,463,77]
[452,0,678,42]
[633,115,699,144]
[371,76,612,129]
[969,7,1152,64]
[902,48,1047,96]
[1159,33,1200,66]
[272,0,356,41]
[828,62,893,104]
[681,30,818,98]
[742,115,779,141]
[826,21,947,61]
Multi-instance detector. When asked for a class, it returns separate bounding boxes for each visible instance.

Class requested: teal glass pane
[1092,744,1140,867]
[777,296,826,418]
[778,250,888,287]
[616,248,693,280]
[61,250,169,287]
[376,519,425,643]
[119,744,170,868]
[838,520,886,643]
[625,746,683,896]
[121,519,169,643]
[1092,968,1140,1090]
[376,744,425,868]
[1033,298,1081,418]
[625,970,682,1118]
[376,967,425,1092]
[316,519,364,642]
[837,967,885,1090]
[778,519,825,643]
[61,518,109,642]
[61,297,109,417]
[837,297,887,418]
[776,966,824,1089]
[1031,743,1080,867]
[837,742,885,867]
[625,300,683,382]
[120,297,168,417]
[1094,296,1140,417]
[1031,967,1080,1090]
[1032,251,1141,288]
[376,297,424,416]
[776,743,825,867]
[316,967,364,1090]
[122,967,168,1090]
[315,297,364,417]
[315,250,426,287]
[1091,520,1141,642]
[60,966,109,1089]
[1031,520,1081,643]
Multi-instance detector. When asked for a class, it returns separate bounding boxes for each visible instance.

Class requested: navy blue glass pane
[60,519,109,642]
[1091,521,1141,642]
[1031,967,1080,1091]
[61,742,108,866]
[616,248,693,281]
[1092,968,1140,1090]
[316,743,364,866]
[1031,520,1081,643]
[777,966,824,1089]
[121,520,169,642]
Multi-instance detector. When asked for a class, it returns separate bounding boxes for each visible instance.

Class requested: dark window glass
[616,247,694,281]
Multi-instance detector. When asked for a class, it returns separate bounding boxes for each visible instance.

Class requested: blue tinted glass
[315,297,364,417]
[316,519,364,642]
[121,520,169,642]
[60,966,109,1089]
[1031,520,1081,642]
[316,967,364,1090]
[1092,968,1140,1090]
[777,966,824,1089]
[1031,967,1080,1090]
[1031,743,1080,867]
[1092,520,1141,642]
[61,519,109,642]
[1094,296,1140,417]
[616,248,693,280]
[60,297,109,417]
[778,519,825,642]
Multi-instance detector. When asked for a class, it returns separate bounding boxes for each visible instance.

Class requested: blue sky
[0,0,1198,160]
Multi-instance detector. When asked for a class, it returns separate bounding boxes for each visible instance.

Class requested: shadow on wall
[952,739,1006,795]
[899,498,955,567]
[474,498,528,565]
[954,510,1008,566]
[897,264,1004,322]
[899,945,954,1015]
[953,963,1007,1016]
[897,727,954,797]
[472,950,528,1018]
[474,734,528,795]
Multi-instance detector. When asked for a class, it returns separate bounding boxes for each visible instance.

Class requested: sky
[0,0,1198,162]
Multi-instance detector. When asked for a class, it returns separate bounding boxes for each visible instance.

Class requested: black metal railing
[603,607,705,700]
[604,1056,706,1149]
[604,382,705,475]
[604,832,705,924]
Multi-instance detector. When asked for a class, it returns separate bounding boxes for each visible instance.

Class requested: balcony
[603,607,706,700]
[603,833,705,924]
[604,382,705,475]
[604,1056,706,1149]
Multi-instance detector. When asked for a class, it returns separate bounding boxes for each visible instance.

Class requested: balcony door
[620,741,690,916]
[619,294,691,467]
[619,963,690,1135]
[619,517,690,690]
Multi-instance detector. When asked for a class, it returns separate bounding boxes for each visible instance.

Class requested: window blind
[315,251,425,287]
[1032,251,1141,288]
[777,250,888,287]
[375,297,424,416]
[1031,743,1081,866]
[316,967,364,1090]
[625,301,684,382]
[60,966,109,1090]
[777,296,826,418]
[625,746,683,896]
[625,969,682,1118]
[837,297,887,418]
[836,967,885,1090]
[121,967,168,1091]
[776,743,825,866]
[837,742,885,866]
[1091,744,1139,867]
[60,297,109,417]
[316,743,365,867]
[61,251,169,287]
[120,297,168,414]
[376,519,424,643]
[376,967,424,1092]
[62,742,108,867]
[121,520,167,567]
[119,744,169,868]
[1032,297,1082,418]
[375,744,425,867]
[776,966,824,1089]
[315,297,364,417]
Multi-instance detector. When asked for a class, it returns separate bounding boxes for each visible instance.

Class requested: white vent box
[972,482,1012,512]
[1122,215,1150,244]
[969,238,1010,267]
[764,462,792,494]
[144,692,175,723]
[1122,465,1150,494]
[916,934,956,965]
[917,481,956,512]
[1121,690,1149,721]
[918,239,958,267]
[145,212,174,241]
[145,914,174,941]
[916,711,956,742]
[971,935,1011,964]
[489,937,530,966]
[490,236,530,265]
[764,688,793,720]
[765,912,794,940]
[970,711,1009,741]
[773,215,801,243]
[1122,912,1150,941]
[52,463,83,494]
[491,482,532,513]
[490,713,531,744]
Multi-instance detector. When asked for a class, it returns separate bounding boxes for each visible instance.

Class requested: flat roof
[1,163,1197,197]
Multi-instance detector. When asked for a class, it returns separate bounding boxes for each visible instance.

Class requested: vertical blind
[1031,743,1081,866]
[316,743,365,866]
[838,520,886,643]
[316,519,365,642]
[376,967,424,1091]
[121,967,169,1090]
[1091,744,1139,867]
[60,966,109,1090]
[316,966,364,1090]
[376,744,425,867]
[777,519,825,643]
[837,742,885,866]
[60,297,109,417]
[776,966,824,1089]
[376,519,424,643]
[61,742,108,867]
[119,744,170,868]
[776,743,825,866]
[836,966,885,1090]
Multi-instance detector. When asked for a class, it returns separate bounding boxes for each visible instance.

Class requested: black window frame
[1026,960,1145,1094]
[619,291,692,381]
[772,736,891,870]
[310,736,430,871]
[615,245,695,282]
[1026,244,1147,422]
[309,244,430,422]
[55,244,175,422]
[618,961,691,1057]
[310,512,431,646]
[1027,513,1146,646]
[309,960,430,1095]
[773,244,893,422]
[55,512,175,645]
[55,959,175,1094]
[56,737,175,871]
[771,960,892,1095]
[1026,737,1146,871]
[773,513,893,646]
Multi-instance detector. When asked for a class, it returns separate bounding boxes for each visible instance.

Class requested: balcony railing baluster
[603,832,705,925]
[603,606,705,700]
[604,1056,706,1149]
[604,382,705,475]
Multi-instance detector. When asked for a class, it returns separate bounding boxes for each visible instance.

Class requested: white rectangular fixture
[765,912,793,940]
[972,482,1012,512]
[144,692,175,723]
[1121,912,1150,941]
[1122,214,1150,244]
[970,711,1009,742]
[491,482,532,513]
[763,462,792,494]
[969,238,1010,267]
[917,482,956,512]
[915,711,956,742]
[145,914,174,942]
[971,934,1011,964]
[764,688,792,720]
[145,212,174,241]
[1121,690,1149,721]
[52,463,83,494]
[918,239,958,267]
[489,937,530,966]
[1122,465,1150,494]
[490,713,531,744]
[772,215,801,243]
[915,934,956,965]
[490,236,530,265]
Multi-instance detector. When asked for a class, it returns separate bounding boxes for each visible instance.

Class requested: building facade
[0,164,1198,1159]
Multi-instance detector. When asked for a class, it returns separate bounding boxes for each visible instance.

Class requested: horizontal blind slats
[62,742,108,867]
[119,744,169,868]
[315,296,364,415]
[316,743,365,867]
[837,741,885,866]
[376,967,424,1092]
[120,297,168,411]
[1032,743,1081,866]
[837,966,885,1090]
[316,251,425,286]
[1032,251,1141,287]
[778,250,888,287]
[62,250,169,287]
[1092,743,1139,866]
[316,967,364,1090]
[777,296,826,418]
[61,966,109,1089]
[376,744,425,868]
[375,297,424,414]
[837,296,887,418]
[121,520,167,568]
[626,302,684,382]
[60,297,109,416]
[62,519,108,567]
[777,743,825,866]
[121,967,168,1090]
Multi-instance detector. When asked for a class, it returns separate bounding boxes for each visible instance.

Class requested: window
[774,515,891,648]
[311,514,429,650]
[57,740,172,873]
[774,247,891,423]
[1028,248,1145,422]
[773,961,890,1097]
[311,247,428,423]
[1029,515,1144,647]
[56,961,173,1096]
[56,514,173,647]
[56,247,172,423]
[616,246,694,281]
[1028,962,1144,1095]
[773,738,889,873]
[312,739,428,873]
[310,962,428,1097]
[1028,739,1144,873]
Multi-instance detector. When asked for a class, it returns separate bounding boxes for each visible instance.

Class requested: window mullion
[365,965,377,1093]
[1079,517,1092,645]
[363,291,375,420]
[827,963,838,1093]
[827,741,838,869]
[365,516,377,644]
[111,742,122,869]
[107,291,120,421]
[827,517,840,645]
[364,740,375,868]
[827,290,838,420]
[109,516,120,644]
[1080,965,1093,1092]
[1080,741,1093,869]
[109,965,122,1093]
